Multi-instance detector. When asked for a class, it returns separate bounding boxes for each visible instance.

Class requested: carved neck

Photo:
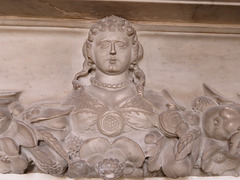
[94,70,131,85]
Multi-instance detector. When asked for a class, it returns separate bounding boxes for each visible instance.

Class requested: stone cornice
[0,0,239,25]
[0,17,240,35]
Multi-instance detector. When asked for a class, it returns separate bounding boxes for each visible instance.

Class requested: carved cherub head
[202,105,240,141]
[73,16,145,94]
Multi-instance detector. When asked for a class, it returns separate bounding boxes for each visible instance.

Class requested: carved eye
[214,117,221,126]
[195,98,201,105]
[116,42,126,49]
[99,41,110,49]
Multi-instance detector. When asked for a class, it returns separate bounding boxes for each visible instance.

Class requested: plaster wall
[0,25,239,108]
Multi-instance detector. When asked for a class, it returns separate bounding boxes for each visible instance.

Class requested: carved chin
[105,66,119,74]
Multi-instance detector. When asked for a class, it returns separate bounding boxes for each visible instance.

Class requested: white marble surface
[0,25,240,107]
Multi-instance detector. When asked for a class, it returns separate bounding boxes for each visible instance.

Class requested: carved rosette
[95,158,123,179]
[97,111,125,137]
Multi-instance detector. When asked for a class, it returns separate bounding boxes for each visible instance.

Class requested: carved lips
[109,57,117,64]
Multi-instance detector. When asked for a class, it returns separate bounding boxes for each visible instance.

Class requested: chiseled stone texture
[0,26,239,106]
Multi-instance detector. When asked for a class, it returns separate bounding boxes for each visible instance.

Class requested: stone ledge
[1,17,240,35]
[0,174,240,180]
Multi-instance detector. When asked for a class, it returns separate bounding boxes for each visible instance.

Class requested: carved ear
[82,41,94,63]
[0,91,22,107]
[219,106,239,120]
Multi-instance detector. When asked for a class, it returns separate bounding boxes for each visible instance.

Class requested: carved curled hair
[73,15,145,95]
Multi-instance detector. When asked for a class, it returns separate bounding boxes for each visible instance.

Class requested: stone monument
[0,16,239,179]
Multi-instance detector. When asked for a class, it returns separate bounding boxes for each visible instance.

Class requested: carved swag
[0,16,239,179]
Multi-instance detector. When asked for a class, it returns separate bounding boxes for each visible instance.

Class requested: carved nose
[110,43,116,55]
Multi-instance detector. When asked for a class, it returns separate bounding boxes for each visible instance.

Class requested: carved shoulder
[63,88,106,112]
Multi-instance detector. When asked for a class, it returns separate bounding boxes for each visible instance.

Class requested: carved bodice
[64,86,162,141]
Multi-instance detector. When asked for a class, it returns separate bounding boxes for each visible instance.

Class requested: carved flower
[95,158,123,179]
[79,137,145,178]
[202,146,239,175]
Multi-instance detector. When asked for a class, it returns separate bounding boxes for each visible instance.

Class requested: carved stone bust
[0,16,239,179]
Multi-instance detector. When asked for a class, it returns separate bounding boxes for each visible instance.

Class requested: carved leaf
[113,138,145,167]
[80,138,111,161]
[13,121,38,148]
[39,130,70,163]
[0,137,18,156]
[203,83,236,105]
[23,103,73,123]
[119,95,153,112]
[147,145,162,172]
[71,109,98,132]
[176,128,201,160]
[122,108,154,130]
[64,89,106,112]
[145,137,165,172]
[0,91,21,108]
[162,89,186,111]
[0,107,12,135]
[144,89,167,111]
[104,148,126,163]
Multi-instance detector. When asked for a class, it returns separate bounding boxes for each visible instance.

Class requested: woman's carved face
[93,31,133,75]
